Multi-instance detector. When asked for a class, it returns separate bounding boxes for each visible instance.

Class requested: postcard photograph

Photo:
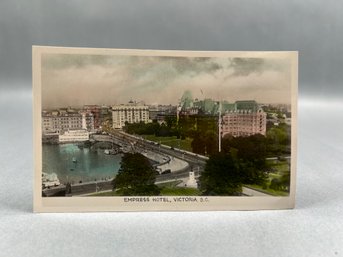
[33,47,297,211]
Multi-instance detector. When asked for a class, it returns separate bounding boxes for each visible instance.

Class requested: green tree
[199,152,242,196]
[157,124,170,137]
[221,134,268,185]
[165,115,176,129]
[191,132,206,154]
[204,130,218,156]
[124,121,161,136]
[266,125,290,155]
[112,153,160,196]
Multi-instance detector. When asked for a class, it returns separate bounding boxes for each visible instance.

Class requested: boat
[72,157,77,163]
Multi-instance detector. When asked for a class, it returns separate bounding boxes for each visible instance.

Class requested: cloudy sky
[41,53,291,108]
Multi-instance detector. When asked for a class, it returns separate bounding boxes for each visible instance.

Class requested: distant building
[149,105,177,122]
[83,105,101,129]
[184,96,235,116]
[112,102,150,129]
[221,100,267,137]
[188,107,200,115]
[42,110,94,134]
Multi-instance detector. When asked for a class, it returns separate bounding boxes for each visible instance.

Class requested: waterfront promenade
[43,180,113,197]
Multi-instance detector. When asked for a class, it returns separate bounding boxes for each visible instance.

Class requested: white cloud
[42,55,291,108]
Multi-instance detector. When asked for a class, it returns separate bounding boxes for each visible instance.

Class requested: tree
[204,130,218,156]
[112,153,160,196]
[157,124,170,137]
[266,125,290,155]
[191,133,206,154]
[165,115,176,129]
[199,152,242,196]
[221,134,268,185]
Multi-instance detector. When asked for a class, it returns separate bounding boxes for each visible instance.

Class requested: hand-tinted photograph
[33,47,297,211]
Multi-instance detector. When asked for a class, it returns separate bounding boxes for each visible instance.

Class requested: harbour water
[42,143,122,184]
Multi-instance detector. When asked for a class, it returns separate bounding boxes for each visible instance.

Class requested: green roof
[235,100,258,112]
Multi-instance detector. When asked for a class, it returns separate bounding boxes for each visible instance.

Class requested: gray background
[1,1,342,257]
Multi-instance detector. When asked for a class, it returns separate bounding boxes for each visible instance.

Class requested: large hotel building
[42,111,94,134]
[42,109,94,143]
[112,103,150,129]
[221,100,267,137]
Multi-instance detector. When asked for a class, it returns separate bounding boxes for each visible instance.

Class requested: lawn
[243,160,291,196]
[160,187,200,196]
[157,180,200,195]
[143,135,193,152]
[245,184,289,196]
[266,160,290,174]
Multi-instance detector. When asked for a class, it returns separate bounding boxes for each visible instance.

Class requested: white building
[42,111,94,134]
[112,104,150,129]
[59,130,89,142]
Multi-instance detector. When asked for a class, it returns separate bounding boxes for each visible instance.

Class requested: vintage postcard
[33,46,298,212]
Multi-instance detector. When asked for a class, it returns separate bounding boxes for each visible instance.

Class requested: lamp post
[218,101,222,153]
